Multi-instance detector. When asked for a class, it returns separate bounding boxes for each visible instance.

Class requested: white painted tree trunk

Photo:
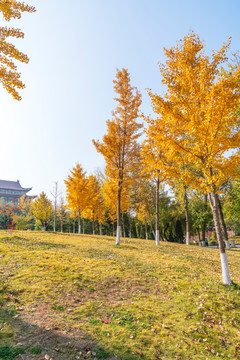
[220,253,232,285]
[184,186,191,245]
[186,231,190,245]
[116,225,121,245]
[208,191,232,285]
[145,220,148,240]
[155,177,160,246]
[78,212,81,234]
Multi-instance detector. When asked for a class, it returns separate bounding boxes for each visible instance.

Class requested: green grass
[0,346,25,360]
[0,231,240,360]
[29,346,42,354]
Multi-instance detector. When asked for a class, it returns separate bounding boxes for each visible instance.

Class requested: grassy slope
[0,231,240,360]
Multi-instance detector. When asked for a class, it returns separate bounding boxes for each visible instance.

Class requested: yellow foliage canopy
[0,0,36,100]
[31,192,52,228]
[146,32,240,193]
[64,163,89,217]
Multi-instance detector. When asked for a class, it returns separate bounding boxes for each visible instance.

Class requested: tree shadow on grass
[0,287,116,360]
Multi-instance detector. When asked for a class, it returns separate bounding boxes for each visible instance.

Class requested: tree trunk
[155,178,160,246]
[201,194,208,243]
[135,221,139,238]
[122,213,126,238]
[73,219,75,233]
[78,211,81,234]
[99,222,102,236]
[184,185,191,245]
[60,220,63,233]
[51,182,58,232]
[82,218,85,234]
[53,213,56,232]
[155,177,160,246]
[145,203,155,239]
[116,181,122,245]
[145,219,148,240]
[91,210,95,234]
[217,195,230,249]
[128,213,131,238]
[208,191,231,284]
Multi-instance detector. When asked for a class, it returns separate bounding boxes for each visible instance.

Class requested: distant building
[0,179,32,204]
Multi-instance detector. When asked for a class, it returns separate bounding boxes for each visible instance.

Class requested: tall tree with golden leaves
[146,32,240,284]
[142,133,172,245]
[93,68,142,244]
[32,192,53,231]
[65,163,89,234]
[0,0,36,100]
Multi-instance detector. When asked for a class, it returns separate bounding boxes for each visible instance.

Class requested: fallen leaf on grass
[136,349,142,355]
[102,318,111,324]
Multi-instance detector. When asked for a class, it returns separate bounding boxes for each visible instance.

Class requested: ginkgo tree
[0,0,36,100]
[31,192,53,231]
[146,32,240,284]
[142,133,173,245]
[93,68,142,245]
[65,163,89,234]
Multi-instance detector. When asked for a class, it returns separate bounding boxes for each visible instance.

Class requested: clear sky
[1,0,240,198]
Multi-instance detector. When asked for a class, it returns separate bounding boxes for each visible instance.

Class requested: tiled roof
[0,180,32,192]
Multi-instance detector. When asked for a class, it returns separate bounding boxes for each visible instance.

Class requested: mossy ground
[0,231,239,359]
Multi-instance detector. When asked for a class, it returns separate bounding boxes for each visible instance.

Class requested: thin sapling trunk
[184,185,191,245]
[155,177,160,246]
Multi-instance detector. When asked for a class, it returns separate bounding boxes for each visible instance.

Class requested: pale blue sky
[1,0,239,197]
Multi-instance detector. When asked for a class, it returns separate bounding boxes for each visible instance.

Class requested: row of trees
[12,175,236,242]
[64,33,239,285]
